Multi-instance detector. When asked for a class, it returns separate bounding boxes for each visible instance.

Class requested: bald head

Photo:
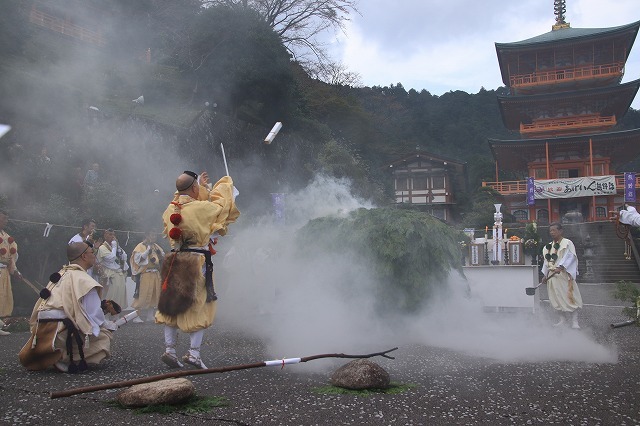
[68,242,89,261]
[176,173,197,191]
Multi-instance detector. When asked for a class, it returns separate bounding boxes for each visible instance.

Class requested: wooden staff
[50,347,398,399]
[15,274,42,295]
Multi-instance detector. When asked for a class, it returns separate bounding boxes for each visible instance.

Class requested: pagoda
[485,0,640,223]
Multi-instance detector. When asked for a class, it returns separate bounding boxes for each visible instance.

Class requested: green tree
[296,207,462,312]
[175,5,296,123]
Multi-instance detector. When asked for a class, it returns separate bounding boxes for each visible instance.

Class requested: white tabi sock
[189,330,204,358]
[164,326,179,355]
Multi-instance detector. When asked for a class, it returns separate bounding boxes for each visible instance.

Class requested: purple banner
[271,193,286,224]
[526,177,535,206]
[624,172,636,203]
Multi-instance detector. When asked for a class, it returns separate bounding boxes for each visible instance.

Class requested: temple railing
[520,114,616,136]
[483,174,640,195]
[29,7,105,47]
[510,62,624,88]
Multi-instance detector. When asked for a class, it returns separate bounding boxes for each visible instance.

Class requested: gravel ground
[1,283,639,426]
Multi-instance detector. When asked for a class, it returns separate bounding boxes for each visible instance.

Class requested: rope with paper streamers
[7,218,148,246]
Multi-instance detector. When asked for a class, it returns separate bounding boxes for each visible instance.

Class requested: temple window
[537,209,549,223]
[513,210,529,221]
[395,178,409,190]
[431,176,445,189]
[412,177,427,190]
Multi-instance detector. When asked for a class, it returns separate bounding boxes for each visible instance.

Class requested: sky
[330,0,640,108]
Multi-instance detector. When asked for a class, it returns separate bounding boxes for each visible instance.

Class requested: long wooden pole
[15,274,42,295]
[50,347,398,399]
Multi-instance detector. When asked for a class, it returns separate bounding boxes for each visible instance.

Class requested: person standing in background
[97,229,129,317]
[69,218,99,279]
[130,231,164,322]
[0,210,21,336]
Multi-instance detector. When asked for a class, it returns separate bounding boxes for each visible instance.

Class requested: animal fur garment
[158,252,200,316]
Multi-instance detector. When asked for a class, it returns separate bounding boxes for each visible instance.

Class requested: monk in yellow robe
[131,231,165,321]
[0,210,21,335]
[157,170,239,369]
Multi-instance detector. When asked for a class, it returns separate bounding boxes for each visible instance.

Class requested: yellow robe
[130,242,164,309]
[156,176,239,332]
[27,264,112,366]
[97,242,128,308]
[0,230,17,317]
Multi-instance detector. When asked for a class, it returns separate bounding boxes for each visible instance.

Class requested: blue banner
[624,172,636,203]
[526,177,535,206]
[271,193,286,224]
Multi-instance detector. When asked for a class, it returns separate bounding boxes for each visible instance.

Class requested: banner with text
[534,176,616,199]
[624,172,636,203]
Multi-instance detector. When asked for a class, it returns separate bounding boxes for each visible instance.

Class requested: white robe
[619,206,640,227]
[542,238,583,312]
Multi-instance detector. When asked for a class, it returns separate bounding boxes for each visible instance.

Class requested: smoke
[217,175,617,368]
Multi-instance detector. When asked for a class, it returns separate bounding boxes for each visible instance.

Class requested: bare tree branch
[202,0,359,75]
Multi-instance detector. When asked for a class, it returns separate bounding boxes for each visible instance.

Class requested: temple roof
[497,79,640,130]
[387,151,466,169]
[488,128,640,171]
[495,20,640,50]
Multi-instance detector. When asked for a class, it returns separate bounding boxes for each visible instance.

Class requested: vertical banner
[271,193,286,225]
[624,172,636,203]
[526,177,535,206]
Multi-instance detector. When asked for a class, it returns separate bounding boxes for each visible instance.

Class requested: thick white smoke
[216,175,617,367]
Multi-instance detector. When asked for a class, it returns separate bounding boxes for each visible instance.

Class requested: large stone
[116,378,196,407]
[330,359,390,390]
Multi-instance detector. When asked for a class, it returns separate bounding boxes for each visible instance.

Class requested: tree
[308,60,362,87]
[296,207,463,313]
[204,0,359,71]
[174,5,296,122]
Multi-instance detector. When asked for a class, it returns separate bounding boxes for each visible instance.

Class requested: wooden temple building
[484,1,640,223]
[388,150,466,222]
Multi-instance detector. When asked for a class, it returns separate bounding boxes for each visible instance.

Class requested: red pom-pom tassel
[170,213,182,225]
[0,237,3,243]
[168,227,182,240]
[7,237,14,244]
[9,248,16,254]
[0,248,6,256]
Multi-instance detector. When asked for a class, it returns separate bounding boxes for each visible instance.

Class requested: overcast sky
[330,0,640,108]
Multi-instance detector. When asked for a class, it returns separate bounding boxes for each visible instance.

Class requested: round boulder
[116,378,195,407]
[330,359,390,390]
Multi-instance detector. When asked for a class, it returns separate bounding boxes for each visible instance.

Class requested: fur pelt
[158,252,201,316]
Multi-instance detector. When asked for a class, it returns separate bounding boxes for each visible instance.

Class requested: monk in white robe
[97,229,129,312]
[542,222,583,329]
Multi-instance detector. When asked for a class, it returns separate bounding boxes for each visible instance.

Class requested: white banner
[534,176,616,199]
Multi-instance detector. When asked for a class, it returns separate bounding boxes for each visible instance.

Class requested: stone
[116,378,196,407]
[330,359,390,390]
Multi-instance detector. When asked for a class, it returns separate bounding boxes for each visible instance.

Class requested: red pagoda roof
[495,21,640,88]
[497,79,640,131]
[488,128,640,171]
